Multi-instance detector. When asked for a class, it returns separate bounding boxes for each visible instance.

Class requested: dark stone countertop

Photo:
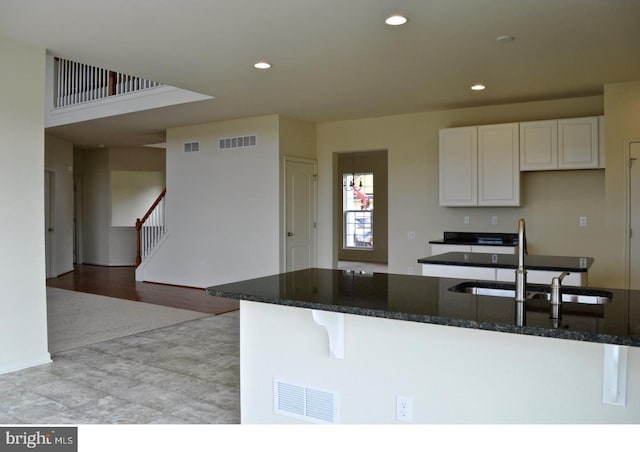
[418,252,593,272]
[206,268,640,347]
[429,231,519,246]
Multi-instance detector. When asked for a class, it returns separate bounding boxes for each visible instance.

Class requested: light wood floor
[46,264,239,315]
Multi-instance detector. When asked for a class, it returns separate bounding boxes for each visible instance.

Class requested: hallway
[46,264,239,314]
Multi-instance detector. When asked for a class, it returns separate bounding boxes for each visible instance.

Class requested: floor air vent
[274,379,338,424]
[219,135,257,150]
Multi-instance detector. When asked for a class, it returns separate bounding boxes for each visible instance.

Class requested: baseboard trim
[0,353,52,375]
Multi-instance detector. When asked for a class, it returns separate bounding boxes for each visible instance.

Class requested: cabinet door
[598,115,605,169]
[558,116,599,169]
[478,123,520,206]
[431,244,472,255]
[422,264,496,280]
[519,120,558,171]
[439,126,477,206]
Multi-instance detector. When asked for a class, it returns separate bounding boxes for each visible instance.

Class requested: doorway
[628,140,640,289]
[44,170,55,278]
[336,150,388,265]
[284,157,317,272]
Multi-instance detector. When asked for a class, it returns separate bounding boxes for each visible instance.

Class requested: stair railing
[135,188,167,266]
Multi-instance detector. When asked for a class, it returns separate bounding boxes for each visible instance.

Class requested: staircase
[136,188,167,266]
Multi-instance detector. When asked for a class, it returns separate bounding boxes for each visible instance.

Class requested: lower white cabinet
[423,264,587,286]
[430,243,516,256]
[495,268,586,286]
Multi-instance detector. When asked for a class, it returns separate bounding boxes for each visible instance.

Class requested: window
[343,173,374,249]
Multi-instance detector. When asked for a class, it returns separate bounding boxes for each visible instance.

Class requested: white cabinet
[439,126,477,206]
[495,268,586,286]
[478,123,520,206]
[558,117,599,169]
[423,264,587,287]
[519,120,558,171]
[430,243,516,256]
[520,116,599,171]
[439,124,520,206]
[422,264,496,280]
[598,115,605,169]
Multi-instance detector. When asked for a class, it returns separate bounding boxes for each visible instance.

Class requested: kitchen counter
[207,268,639,347]
[418,252,593,273]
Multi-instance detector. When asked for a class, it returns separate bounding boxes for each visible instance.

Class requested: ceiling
[1,0,639,147]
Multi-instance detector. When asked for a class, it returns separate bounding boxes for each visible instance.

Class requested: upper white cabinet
[598,115,605,168]
[520,116,600,171]
[478,123,520,206]
[558,117,599,169]
[439,126,477,206]
[439,123,520,207]
[519,120,558,171]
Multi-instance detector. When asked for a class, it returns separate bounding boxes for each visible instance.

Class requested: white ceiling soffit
[1,0,640,147]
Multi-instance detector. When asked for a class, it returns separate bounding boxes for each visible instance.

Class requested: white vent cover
[219,135,257,150]
[183,141,200,152]
[273,379,338,424]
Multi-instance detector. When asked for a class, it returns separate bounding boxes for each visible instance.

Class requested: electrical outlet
[407,231,416,240]
[492,216,498,226]
[464,216,470,225]
[579,216,588,227]
[396,395,413,423]
[407,266,414,275]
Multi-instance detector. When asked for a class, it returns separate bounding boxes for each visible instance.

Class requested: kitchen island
[207,268,640,423]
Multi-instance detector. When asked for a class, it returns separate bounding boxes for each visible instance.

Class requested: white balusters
[139,195,166,262]
[54,57,163,108]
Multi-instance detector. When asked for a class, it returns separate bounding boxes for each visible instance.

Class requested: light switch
[579,216,587,227]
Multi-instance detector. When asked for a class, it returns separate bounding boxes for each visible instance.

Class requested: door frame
[282,156,318,272]
[624,138,640,289]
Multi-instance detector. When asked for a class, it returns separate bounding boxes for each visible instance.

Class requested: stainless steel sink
[542,292,611,305]
[448,281,612,305]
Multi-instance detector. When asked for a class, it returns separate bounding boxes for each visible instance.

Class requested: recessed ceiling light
[496,35,515,44]
[254,61,271,69]
[385,15,408,26]
[470,84,486,91]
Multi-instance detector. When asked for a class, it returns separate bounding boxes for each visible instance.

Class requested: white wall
[241,300,640,423]
[79,148,111,265]
[316,96,613,285]
[0,34,51,373]
[45,133,74,276]
[137,115,281,287]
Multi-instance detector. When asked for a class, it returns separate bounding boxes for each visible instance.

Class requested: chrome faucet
[515,218,527,303]
[550,271,570,322]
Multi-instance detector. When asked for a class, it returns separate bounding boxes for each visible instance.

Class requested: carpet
[47,287,211,353]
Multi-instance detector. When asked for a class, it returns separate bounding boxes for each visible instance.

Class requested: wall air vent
[219,135,257,150]
[273,379,338,424]
[183,141,200,153]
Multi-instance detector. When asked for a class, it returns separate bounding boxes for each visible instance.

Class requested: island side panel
[240,300,640,424]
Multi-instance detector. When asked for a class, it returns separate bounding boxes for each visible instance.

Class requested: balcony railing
[54,57,163,108]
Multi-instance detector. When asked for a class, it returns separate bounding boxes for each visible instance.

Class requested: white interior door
[630,142,640,289]
[285,158,317,272]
